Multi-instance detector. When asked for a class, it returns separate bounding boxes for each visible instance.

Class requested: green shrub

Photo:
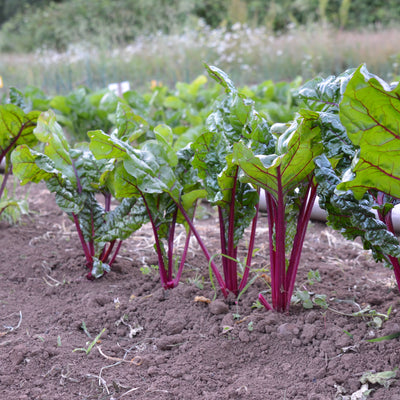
[2,0,400,53]
[0,0,197,52]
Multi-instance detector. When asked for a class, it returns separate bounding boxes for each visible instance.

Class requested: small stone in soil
[277,323,299,338]
[156,334,185,350]
[209,299,229,315]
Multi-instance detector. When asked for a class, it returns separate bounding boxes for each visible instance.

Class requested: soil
[1,182,400,400]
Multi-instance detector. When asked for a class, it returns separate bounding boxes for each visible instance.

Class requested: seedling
[80,321,91,339]
[140,265,158,276]
[251,300,264,309]
[73,327,106,355]
[343,330,353,339]
[307,269,321,285]
[367,331,400,343]
[187,273,205,290]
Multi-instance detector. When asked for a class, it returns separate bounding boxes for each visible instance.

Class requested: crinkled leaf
[233,114,323,202]
[70,146,114,193]
[206,93,253,143]
[90,258,111,279]
[316,112,354,160]
[45,176,83,215]
[219,156,259,244]
[98,198,148,245]
[89,130,157,178]
[115,102,148,142]
[296,70,354,112]
[191,130,229,203]
[12,144,84,215]
[204,64,237,94]
[314,155,400,261]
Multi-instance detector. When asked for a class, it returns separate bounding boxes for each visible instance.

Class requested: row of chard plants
[2,64,400,313]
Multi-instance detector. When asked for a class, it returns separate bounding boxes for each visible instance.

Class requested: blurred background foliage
[1,0,399,52]
[0,0,399,95]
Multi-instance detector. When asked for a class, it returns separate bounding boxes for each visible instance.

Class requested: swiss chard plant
[190,65,263,296]
[297,66,400,293]
[0,93,40,222]
[11,110,146,279]
[88,104,213,290]
[322,64,400,290]
[233,108,324,312]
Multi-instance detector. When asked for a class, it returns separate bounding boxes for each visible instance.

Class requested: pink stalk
[374,194,400,292]
[101,240,115,263]
[284,180,318,310]
[258,293,273,310]
[265,192,278,308]
[171,225,193,288]
[108,240,123,266]
[218,206,229,280]
[226,166,239,294]
[238,193,260,293]
[167,210,178,282]
[140,192,168,288]
[72,212,92,268]
[176,202,228,297]
[171,202,197,288]
[387,254,400,292]
[0,167,10,200]
[274,167,287,312]
[104,193,111,212]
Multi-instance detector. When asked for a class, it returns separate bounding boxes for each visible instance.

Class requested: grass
[1,24,400,95]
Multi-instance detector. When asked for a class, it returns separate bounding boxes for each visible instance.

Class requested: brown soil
[1,182,400,400]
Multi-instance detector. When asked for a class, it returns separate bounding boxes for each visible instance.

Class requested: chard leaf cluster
[12,110,145,279]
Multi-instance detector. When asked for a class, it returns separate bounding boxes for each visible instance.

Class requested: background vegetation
[0,0,400,94]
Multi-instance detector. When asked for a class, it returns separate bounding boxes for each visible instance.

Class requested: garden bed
[0,182,399,400]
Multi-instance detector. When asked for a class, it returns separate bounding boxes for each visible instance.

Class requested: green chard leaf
[338,64,400,199]
[11,146,53,185]
[115,102,149,142]
[0,104,39,166]
[98,198,148,245]
[233,113,323,202]
[191,130,229,203]
[13,111,144,278]
[296,69,354,112]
